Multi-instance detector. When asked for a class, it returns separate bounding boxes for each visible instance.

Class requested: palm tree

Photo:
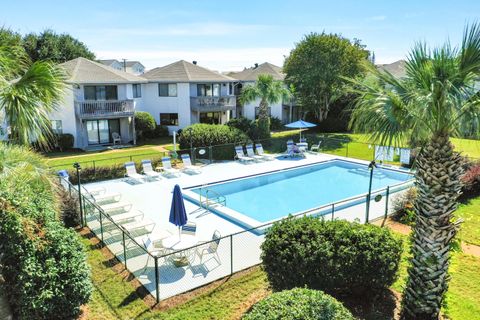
[240,74,291,139]
[348,23,480,320]
[0,42,65,147]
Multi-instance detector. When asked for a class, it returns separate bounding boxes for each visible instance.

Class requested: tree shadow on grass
[338,288,400,320]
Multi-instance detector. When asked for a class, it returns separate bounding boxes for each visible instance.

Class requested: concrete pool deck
[82,152,413,301]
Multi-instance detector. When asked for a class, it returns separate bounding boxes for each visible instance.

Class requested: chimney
[192,60,197,65]
[254,63,258,68]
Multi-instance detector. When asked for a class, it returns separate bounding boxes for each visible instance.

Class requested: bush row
[226,117,283,140]
[135,111,169,139]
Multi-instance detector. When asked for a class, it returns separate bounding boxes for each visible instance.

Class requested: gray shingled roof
[60,58,147,84]
[143,60,235,82]
[98,59,119,66]
[228,62,285,81]
[376,60,406,78]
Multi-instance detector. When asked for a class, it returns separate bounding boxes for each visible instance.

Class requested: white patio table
[162,234,199,267]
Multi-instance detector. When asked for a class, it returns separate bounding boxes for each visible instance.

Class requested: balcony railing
[75,100,135,119]
[190,95,236,112]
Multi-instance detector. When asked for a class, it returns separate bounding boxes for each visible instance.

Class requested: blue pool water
[191,160,413,223]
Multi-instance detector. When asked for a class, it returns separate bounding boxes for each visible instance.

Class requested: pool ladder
[199,185,226,210]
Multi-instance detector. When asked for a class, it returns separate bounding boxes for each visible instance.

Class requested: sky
[0,0,478,71]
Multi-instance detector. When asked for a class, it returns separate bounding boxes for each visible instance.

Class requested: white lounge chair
[285,140,305,158]
[246,144,264,162]
[121,217,156,235]
[100,201,133,215]
[180,154,202,174]
[141,159,162,180]
[235,146,254,163]
[160,157,181,177]
[82,185,121,204]
[107,209,144,225]
[181,221,197,236]
[255,143,275,161]
[124,162,145,183]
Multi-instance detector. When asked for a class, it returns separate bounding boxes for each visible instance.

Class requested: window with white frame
[197,83,221,97]
[84,85,118,100]
[160,113,179,126]
[158,83,177,97]
[133,84,142,98]
[50,120,63,134]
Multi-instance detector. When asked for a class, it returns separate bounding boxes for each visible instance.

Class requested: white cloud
[94,47,291,71]
[369,15,387,21]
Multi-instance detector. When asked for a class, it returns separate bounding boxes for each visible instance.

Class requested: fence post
[382,186,390,227]
[346,142,349,158]
[191,147,196,164]
[154,256,160,303]
[129,155,133,162]
[122,230,127,269]
[365,194,370,224]
[230,234,233,275]
[99,211,104,243]
[209,145,213,164]
[93,160,96,176]
[331,203,335,221]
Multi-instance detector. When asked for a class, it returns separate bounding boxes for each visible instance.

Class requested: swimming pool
[185,160,413,227]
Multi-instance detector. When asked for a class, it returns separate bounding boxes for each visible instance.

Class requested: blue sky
[1,0,478,71]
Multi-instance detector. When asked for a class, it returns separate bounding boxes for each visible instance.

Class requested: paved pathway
[373,217,480,257]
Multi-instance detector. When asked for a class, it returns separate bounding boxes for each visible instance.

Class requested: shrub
[269,117,283,131]
[178,124,249,160]
[242,288,353,320]
[135,111,156,139]
[462,161,480,198]
[54,133,74,150]
[153,125,169,137]
[58,187,81,227]
[261,217,402,298]
[391,188,417,225]
[227,117,252,133]
[0,145,92,319]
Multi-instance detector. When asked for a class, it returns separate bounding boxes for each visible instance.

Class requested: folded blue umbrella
[169,184,188,236]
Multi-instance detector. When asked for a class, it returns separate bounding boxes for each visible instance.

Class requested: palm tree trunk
[402,133,464,320]
[258,98,270,139]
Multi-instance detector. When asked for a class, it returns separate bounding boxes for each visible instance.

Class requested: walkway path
[373,217,480,257]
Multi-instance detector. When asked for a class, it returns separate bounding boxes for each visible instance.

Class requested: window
[197,83,220,97]
[158,83,177,97]
[50,120,63,134]
[255,107,272,119]
[133,84,142,98]
[84,85,118,100]
[199,112,221,124]
[160,113,179,126]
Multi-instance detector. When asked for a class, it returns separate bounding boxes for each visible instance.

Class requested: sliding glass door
[86,119,120,145]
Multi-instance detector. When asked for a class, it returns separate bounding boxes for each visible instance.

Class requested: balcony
[190,95,236,112]
[75,100,135,119]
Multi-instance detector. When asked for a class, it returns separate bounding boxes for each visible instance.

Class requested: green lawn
[456,197,480,246]
[45,137,173,169]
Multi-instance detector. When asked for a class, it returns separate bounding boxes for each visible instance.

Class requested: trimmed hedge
[243,288,354,320]
[54,133,74,150]
[261,217,402,298]
[0,145,92,319]
[178,123,249,160]
[145,124,169,138]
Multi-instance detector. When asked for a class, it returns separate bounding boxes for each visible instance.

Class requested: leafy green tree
[134,111,156,139]
[240,74,291,139]
[283,32,368,121]
[23,29,95,63]
[0,43,65,146]
[348,23,480,319]
[0,28,23,47]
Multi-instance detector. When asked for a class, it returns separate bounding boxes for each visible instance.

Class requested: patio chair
[82,185,122,204]
[181,221,197,236]
[112,132,122,146]
[161,157,181,178]
[245,144,264,162]
[121,217,156,236]
[310,141,322,153]
[141,159,162,180]
[255,143,275,161]
[107,209,144,225]
[124,162,145,183]
[180,154,202,174]
[141,235,173,267]
[195,230,221,265]
[234,146,254,163]
[285,140,305,158]
[100,201,133,215]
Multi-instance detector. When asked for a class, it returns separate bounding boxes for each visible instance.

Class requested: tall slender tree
[0,43,65,147]
[348,23,480,319]
[240,74,291,139]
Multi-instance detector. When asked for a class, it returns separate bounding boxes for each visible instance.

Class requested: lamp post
[365,160,377,224]
[187,127,194,162]
[73,162,84,226]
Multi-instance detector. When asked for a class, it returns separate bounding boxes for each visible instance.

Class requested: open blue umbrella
[284,120,317,140]
[169,184,188,237]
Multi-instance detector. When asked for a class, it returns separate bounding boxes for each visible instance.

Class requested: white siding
[48,86,80,147]
[139,82,191,134]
